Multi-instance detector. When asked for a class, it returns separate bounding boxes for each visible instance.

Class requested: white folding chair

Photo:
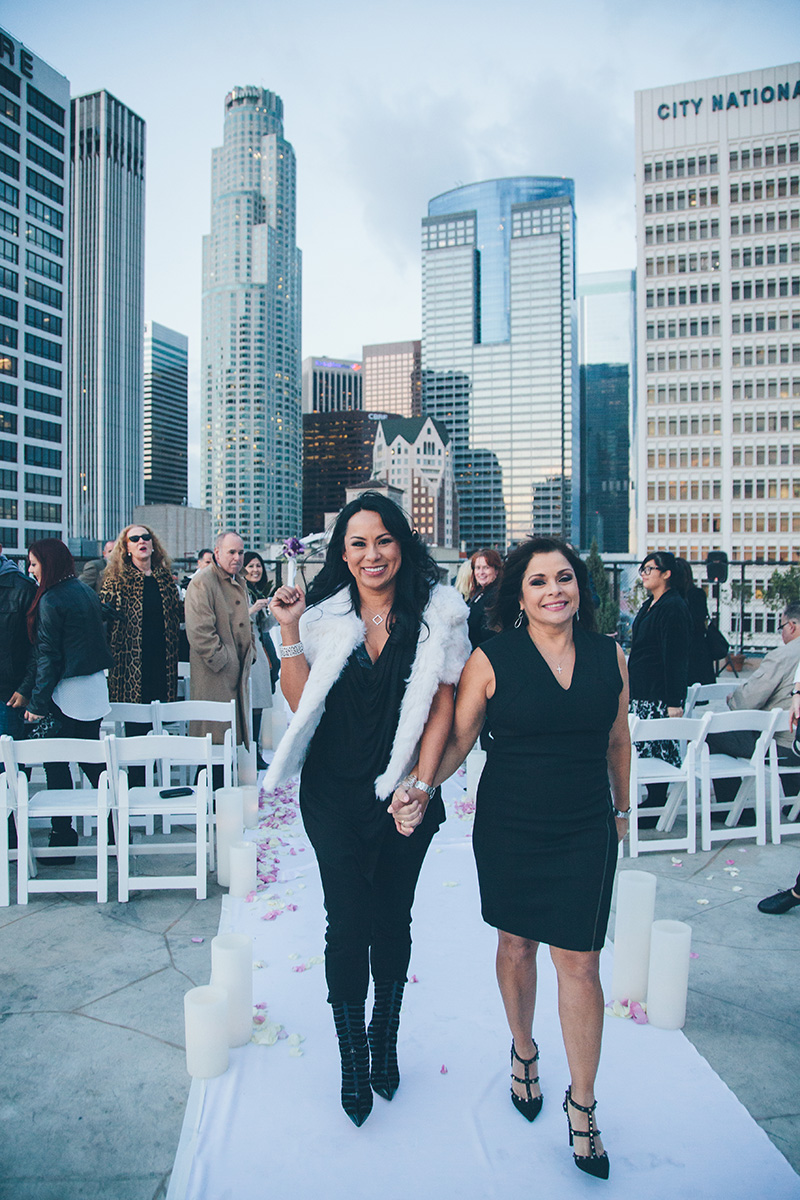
[0,734,112,904]
[108,733,214,902]
[177,662,190,700]
[627,716,707,856]
[767,709,800,844]
[0,770,11,906]
[151,699,237,786]
[697,709,780,851]
[684,681,735,716]
[93,702,158,837]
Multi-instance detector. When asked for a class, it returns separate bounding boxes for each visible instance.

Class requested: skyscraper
[578,270,636,552]
[421,177,578,552]
[202,86,302,546]
[144,321,188,506]
[636,64,799,573]
[0,26,70,556]
[363,340,421,417]
[69,90,145,546]
[301,355,362,413]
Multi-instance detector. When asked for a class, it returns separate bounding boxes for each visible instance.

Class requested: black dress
[473,625,622,952]
[301,623,445,1003]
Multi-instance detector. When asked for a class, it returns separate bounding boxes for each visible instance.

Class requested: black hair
[306,491,440,640]
[243,550,270,599]
[640,549,680,593]
[490,537,596,633]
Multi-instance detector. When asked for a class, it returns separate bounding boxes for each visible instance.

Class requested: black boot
[331,1001,372,1126]
[368,980,405,1101]
[46,819,78,865]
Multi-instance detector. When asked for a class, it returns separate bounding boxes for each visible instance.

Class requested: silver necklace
[532,638,572,675]
[363,604,391,627]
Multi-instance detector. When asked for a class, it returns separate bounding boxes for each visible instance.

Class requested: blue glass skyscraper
[421,177,578,550]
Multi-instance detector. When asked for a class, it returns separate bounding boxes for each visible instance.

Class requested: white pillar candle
[647,919,692,1030]
[465,747,486,802]
[240,784,260,829]
[229,840,257,898]
[238,743,258,785]
[611,869,657,1003]
[211,933,253,1047]
[271,704,288,749]
[216,788,244,888]
[287,558,297,586]
[184,985,229,1078]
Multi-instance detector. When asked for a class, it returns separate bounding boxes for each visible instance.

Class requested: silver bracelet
[279,641,304,659]
[613,806,630,820]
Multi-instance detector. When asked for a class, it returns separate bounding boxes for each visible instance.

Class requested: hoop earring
[514,610,524,629]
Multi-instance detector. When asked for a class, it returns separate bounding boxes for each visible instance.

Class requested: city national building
[421,177,578,552]
[636,65,799,576]
[0,28,69,555]
[202,86,302,547]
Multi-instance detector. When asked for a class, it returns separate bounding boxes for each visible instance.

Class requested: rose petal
[190,937,204,944]
[410,974,419,984]
[440,1064,448,1074]
[697,898,710,905]
[690,952,699,959]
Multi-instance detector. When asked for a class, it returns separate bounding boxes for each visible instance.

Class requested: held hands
[389,784,428,837]
[269,585,306,626]
[667,706,683,719]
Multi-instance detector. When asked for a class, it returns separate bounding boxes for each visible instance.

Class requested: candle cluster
[610,870,693,1030]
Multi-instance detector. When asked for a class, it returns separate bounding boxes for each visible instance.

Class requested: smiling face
[244,557,263,583]
[473,556,498,589]
[519,550,580,632]
[126,526,153,572]
[342,509,402,602]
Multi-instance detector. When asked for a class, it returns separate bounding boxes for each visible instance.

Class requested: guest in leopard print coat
[100,524,183,707]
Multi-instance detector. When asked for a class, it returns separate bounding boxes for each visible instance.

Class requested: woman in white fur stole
[266,492,469,1126]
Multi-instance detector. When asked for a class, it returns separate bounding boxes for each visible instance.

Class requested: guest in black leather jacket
[24,539,113,855]
[0,545,36,741]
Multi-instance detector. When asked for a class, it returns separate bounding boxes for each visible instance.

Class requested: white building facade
[69,90,145,547]
[636,65,800,572]
[373,414,458,547]
[202,86,302,547]
[0,27,70,555]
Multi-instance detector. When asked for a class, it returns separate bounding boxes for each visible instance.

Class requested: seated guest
[709,603,800,809]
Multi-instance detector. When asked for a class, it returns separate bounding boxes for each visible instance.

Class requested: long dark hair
[490,538,596,633]
[27,538,76,641]
[243,550,270,599]
[306,491,440,641]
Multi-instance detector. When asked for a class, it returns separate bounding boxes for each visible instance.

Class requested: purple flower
[282,537,306,558]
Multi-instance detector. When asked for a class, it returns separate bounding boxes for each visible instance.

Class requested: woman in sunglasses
[100,525,183,732]
[628,550,691,778]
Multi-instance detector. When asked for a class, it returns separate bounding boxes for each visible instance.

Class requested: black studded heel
[563,1086,609,1179]
[510,1040,543,1122]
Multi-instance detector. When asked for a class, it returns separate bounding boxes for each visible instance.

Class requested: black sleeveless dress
[473,624,622,952]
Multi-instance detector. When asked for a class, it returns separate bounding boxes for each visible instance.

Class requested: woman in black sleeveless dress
[428,538,630,1180]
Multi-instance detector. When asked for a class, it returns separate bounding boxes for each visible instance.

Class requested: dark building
[580,363,630,552]
[144,321,188,506]
[302,410,376,533]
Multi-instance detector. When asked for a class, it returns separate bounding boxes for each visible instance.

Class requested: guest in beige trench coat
[184,530,256,748]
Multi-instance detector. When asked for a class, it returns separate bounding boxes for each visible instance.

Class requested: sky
[4,0,800,502]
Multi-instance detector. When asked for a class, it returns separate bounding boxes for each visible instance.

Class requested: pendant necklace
[532,638,571,675]
[363,603,392,627]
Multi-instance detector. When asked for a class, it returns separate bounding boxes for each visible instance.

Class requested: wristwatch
[612,806,630,820]
[406,775,436,798]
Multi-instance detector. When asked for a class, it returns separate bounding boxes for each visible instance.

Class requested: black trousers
[300,784,444,1004]
[43,705,103,834]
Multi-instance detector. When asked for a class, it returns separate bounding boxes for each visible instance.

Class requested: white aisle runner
[169,774,799,1200]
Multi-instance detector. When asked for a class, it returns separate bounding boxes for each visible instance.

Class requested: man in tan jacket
[184,530,256,752]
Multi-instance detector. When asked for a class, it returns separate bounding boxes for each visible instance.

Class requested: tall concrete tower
[202,86,302,546]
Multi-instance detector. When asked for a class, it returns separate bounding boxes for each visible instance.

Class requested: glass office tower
[70,90,146,545]
[202,87,302,546]
[144,320,188,506]
[421,177,578,550]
